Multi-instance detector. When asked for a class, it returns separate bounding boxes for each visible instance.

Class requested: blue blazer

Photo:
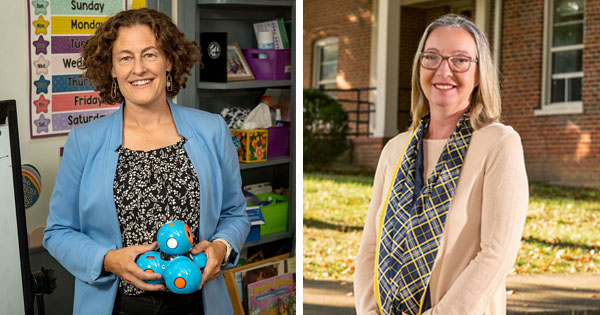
[43,100,250,315]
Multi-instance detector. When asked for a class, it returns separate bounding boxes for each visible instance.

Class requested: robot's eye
[167,238,178,249]
[185,225,194,244]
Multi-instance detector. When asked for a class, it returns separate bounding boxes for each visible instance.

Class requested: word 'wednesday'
[63,57,83,68]
[71,0,106,13]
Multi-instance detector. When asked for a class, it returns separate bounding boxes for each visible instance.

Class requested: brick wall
[303,0,373,90]
[305,0,600,184]
[351,137,388,170]
[501,0,600,188]
[304,0,378,168]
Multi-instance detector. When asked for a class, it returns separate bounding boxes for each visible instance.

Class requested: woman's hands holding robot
[103,242,166,291]
[103,221,223,293]
[191,240,227,289]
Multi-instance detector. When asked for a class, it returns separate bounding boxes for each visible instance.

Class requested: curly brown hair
[80,8,201,104]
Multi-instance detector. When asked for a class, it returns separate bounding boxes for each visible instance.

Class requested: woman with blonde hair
[354,14,528,315]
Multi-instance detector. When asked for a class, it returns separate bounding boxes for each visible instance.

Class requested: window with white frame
[538,0,584,115]
[312,37,339,90]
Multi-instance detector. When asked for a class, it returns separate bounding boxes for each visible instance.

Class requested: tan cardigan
[354,123,529,315]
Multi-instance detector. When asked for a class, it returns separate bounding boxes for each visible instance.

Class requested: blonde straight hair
[409,14,501,131]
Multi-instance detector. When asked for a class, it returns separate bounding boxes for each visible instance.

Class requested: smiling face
[419,27,479,115]
[111,24,172,109]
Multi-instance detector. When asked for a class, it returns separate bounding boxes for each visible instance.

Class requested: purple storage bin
[243,49,291,80]
[267,122,290,158]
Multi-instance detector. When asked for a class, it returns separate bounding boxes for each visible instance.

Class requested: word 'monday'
[71,19,102,31]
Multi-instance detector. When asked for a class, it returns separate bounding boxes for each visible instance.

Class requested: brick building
[304,0,599,188]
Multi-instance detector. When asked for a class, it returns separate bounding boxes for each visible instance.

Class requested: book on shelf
[253,18,291,49]
[247,272,295,315]
[223,254,293,314]
[239,256,295,312]
[246,206,265,225]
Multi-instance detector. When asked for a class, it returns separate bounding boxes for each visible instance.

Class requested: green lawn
[303,172,600,281]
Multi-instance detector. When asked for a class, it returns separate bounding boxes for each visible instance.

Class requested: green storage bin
[255,193,288,236]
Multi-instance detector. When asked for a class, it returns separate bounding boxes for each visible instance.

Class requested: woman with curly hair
[354,14,528,315]
[43,8,250,315]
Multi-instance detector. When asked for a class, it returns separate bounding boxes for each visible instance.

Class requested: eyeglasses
[419,52,478,73]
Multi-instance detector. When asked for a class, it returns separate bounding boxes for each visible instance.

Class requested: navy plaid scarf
[375,112,473,315]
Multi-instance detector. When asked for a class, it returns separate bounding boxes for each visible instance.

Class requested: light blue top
[43,99,250,315]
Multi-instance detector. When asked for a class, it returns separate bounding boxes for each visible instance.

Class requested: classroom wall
[0,0,65,245]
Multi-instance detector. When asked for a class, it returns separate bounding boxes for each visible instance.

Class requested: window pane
[553,0,584,23]
[552,50,582,73]
[551,78,565,103]
[553,23,583,47]
[321,44,339,62]
[320,63,338,81]
[568,77,582,101]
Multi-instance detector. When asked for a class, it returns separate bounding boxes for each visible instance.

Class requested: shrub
[303,89,349,169]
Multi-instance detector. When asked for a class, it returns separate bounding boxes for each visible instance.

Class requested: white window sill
[533,102,583,116]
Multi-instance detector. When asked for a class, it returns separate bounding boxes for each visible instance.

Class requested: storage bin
[230,129,268,163]
[242,49,291,80]
[267,122,290,158]
[255,193,288,237]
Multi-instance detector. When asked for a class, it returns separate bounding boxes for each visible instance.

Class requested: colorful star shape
[31,0,49,15]
[33,35,49,55]
[33,95,50,114]
[33,55,50,75]
[34,114,50,133]
[34,75,50,94]
[33,15,49,36]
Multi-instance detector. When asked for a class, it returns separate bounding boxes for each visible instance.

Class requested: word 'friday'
[71,0,105,13]
[74,95,103,107]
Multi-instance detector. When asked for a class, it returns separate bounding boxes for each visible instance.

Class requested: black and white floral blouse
[113,137,200,296]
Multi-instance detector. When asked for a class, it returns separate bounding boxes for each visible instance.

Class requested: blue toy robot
[136,220,208,294]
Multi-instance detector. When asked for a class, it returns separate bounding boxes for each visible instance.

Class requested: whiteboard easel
[0,100,34,314]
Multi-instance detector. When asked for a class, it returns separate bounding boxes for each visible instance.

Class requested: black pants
[112,290,204,315]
